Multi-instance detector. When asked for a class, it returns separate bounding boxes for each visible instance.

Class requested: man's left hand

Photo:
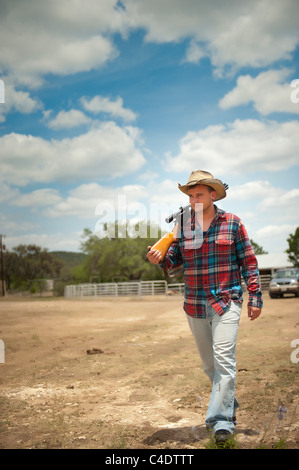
[247,306,262,321]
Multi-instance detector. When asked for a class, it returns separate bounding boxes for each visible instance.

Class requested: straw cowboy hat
[178,170,228,201]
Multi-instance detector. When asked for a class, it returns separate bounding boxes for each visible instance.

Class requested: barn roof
[256,253,293,270]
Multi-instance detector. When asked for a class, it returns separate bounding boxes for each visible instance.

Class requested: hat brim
[178,179,226,201]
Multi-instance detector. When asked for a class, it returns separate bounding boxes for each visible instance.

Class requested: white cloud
[12,189,62,207]
[0,0,127,87]
[126,0,299,73]
[4,232,82,252]
[8,178,185,225]
[226,182,299,224]
[226,181,281,201]
[47,109,91,129]
[138,170,159,182]
[251,223,297,253]
[81,95,137,122]
[40,181,170,241]
[0,213,39,234]
[259,188,299,209]
[0,122,146,186]
[258,188,299,223]
[165,119,299,176]
[219,69,299,115]
[208,0,298,74]
[222,181,299,252]
[5,84,42,113]
[183,40,207,64]
[0,82,43,122]
[4,176,298,254]
[1,0,298,88]
[0,183,20,203]
[256,224,297,240]
[38,183,149,219]
[148,179,186,207]
[45,179,188,240]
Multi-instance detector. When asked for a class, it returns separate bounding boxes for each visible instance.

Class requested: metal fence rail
[64,280,170,298]
[64,274,272,299]
[167,283,185,294]
[140,280,167,295]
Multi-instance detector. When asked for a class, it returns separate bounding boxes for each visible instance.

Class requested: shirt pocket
[215,238,234,264]
[215,238,234,247]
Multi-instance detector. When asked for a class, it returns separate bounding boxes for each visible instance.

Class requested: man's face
[187,184,216,212]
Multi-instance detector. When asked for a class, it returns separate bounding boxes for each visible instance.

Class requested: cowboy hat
[178,170,227,201]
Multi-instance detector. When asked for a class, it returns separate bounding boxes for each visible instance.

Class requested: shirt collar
[214,204,226,219]
[189,204,226,229]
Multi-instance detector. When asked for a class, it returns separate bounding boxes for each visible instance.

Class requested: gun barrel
[165,203,191,224]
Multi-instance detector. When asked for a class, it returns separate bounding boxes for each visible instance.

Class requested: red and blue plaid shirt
[162,205,263,318]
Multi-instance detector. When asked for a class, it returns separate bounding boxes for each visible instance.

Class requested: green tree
[4,244,63,291]
[3,251,19,290]
[77,222,165,283]
[286,227,299,267]
[250,239,268,255]
[76,229,269,284]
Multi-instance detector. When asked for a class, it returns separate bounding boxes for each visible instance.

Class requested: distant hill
[51,251,87,278]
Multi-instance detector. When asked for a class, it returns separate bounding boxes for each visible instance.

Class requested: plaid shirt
[162,205,263,318]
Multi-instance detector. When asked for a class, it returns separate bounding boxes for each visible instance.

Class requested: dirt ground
[0,292,298,450]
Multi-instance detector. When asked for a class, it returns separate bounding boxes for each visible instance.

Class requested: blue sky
[0,0,298,254]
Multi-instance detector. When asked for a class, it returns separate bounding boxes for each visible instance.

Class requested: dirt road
[0,293,298,449]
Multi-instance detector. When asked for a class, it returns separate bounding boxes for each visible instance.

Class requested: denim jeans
[186,300,241,434]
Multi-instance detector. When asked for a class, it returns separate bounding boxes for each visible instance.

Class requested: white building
[256,253,293,276]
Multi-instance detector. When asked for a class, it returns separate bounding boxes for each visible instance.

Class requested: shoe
[214,429,232,447]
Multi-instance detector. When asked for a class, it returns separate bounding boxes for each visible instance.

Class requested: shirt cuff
[248,295,263,308]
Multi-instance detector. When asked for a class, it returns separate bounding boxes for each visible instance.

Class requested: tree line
[3,244,63,293]
[72,224,166,283]
[2,225,298,295]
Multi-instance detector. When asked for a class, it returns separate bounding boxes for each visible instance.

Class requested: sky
[0,0,299,254]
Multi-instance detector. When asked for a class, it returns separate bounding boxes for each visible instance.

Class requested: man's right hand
[147,246,162,264]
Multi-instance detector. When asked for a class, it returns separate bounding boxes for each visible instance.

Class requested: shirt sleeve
[235,222,263,309]
[160,241,183,271]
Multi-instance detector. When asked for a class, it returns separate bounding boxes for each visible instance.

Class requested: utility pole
[0,234,5,296]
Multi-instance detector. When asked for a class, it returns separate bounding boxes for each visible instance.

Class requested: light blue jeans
[186,300,241,434]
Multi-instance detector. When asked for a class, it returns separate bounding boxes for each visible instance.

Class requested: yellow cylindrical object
[151,230,177,260]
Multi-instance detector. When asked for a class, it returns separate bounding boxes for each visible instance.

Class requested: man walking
[147,170,263,446]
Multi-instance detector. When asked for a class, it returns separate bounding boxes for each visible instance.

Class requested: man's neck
[202,204,216,231]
